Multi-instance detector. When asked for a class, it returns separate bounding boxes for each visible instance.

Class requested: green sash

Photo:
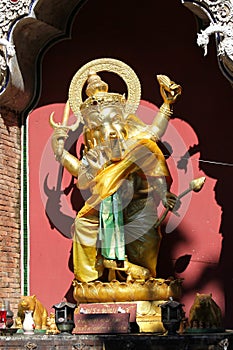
[99,192,125,260]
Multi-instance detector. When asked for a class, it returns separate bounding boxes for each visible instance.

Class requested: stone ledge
[0,332,233,350]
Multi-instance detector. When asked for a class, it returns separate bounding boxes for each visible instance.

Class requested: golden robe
[73,138,171,282]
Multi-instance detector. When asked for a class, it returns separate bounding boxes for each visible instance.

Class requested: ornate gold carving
[73,278,182,303]
[17,295,48,330]
[50,58,183,308]
[68,58,141,121]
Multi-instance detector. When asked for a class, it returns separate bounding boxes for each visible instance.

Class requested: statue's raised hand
[157,75,182,105]
[85,146,110,172]
[49,101,80,161]
[51,127,68,161]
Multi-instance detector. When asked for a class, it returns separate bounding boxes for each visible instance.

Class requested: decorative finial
[85,70,108,97]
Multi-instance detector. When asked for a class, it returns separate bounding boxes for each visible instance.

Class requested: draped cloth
[77,138,171,218]
[73,138,171,282]
[99,192,125,260]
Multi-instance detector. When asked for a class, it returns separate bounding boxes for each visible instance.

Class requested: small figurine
[46,313,59,334]
[189,293,222,330]
[17,295,48,330]
[22,310,34,334]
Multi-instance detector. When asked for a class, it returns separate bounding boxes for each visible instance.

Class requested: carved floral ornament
[0,0,34,38]
[181,0,233,84]
[0,0,36,93]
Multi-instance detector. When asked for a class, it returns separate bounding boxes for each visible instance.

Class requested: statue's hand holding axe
[49,101,80,161]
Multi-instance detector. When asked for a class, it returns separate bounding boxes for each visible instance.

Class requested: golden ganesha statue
[49,58,184,305]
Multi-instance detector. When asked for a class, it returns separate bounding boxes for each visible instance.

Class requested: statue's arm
[151,75,182,139]
[60,150,80,177]
[152,177,180,211]
[51,128,111,190]
[51,128,80,177]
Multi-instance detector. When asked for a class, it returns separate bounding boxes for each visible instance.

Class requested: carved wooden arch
[181,0,233,86]
[2,0,232,116]
[0,0,86,114]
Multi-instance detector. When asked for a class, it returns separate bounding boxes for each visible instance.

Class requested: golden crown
[80,70,127,121]
[68,58,141,125]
